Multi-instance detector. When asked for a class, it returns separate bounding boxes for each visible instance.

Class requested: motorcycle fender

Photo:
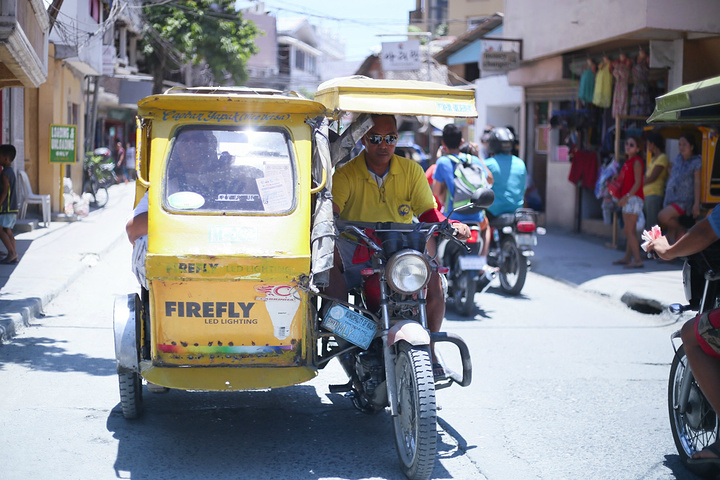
[387,320,431,347]
[113,294,139,373]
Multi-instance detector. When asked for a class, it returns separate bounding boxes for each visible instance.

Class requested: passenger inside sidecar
[163,126,295,214]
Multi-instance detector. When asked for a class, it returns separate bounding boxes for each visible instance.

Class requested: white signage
[381,40,421,72]
[481,51,519,72]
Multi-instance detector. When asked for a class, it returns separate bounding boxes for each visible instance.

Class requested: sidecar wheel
[668,345,719,476]
[392,342,436,480]
[118,371,144,420]
[498,238,527,295]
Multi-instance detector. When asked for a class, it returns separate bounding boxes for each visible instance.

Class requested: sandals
[432,363,446,381]
[689,444,720,466]
[0,255,18,265]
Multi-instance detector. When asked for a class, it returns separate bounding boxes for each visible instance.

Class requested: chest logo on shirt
[398,204,411,216]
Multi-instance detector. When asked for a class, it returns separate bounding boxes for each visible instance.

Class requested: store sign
[381,40,421,72]
[49,125,77,164]
[481,51,519,72]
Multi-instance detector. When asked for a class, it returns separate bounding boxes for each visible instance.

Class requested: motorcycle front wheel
[668,345,719,475]
[392,341,437,480]
[498,238,527,295]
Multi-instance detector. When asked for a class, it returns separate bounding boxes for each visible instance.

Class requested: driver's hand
[452,222,471,241]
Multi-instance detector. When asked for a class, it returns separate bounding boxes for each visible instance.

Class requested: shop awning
[647,75,720,124]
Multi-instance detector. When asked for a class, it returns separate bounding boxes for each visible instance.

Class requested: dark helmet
[488,127,515,155]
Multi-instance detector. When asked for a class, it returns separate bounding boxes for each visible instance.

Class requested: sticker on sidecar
[161,110,291,123]
[435,102,474,114]
[165,263,295,276]
[209,225,257,243]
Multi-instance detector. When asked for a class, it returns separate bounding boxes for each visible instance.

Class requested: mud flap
[114,294,139,373]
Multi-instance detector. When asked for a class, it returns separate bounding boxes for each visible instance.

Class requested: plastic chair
[17,170,51,227]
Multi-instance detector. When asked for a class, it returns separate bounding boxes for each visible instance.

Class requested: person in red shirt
[612,135,645,268]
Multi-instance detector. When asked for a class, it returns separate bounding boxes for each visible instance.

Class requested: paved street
[0,181,704,479]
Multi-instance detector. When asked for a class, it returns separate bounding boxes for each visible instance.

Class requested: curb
[0,229,127,345]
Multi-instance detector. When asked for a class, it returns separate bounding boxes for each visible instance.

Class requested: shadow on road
[106,386,459,479]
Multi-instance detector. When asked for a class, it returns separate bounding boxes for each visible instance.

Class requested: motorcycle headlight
[385,250,431,295]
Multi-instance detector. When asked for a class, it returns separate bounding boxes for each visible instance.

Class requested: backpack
[446,153,488,210]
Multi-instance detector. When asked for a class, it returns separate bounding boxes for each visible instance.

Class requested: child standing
[0,144,18,264]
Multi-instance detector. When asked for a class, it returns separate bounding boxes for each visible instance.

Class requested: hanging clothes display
[578,59,596,104]
[592,57,613,108]
[629,49,652,117]
[612,53,632,118]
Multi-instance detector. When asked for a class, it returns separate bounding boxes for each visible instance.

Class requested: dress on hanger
[629,58,651,116]
[593,60,612,108]
[578,68,595,104]
[612,59,631,118]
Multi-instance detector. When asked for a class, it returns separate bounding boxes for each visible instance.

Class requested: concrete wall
[447,0,504,37]
[28,44,87,212]
[504,0,720,61]
[473,74,523,145]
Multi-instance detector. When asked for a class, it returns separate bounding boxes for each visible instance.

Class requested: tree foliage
[141,0,259,93]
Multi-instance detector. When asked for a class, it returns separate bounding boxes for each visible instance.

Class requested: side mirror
[451,187,495,216]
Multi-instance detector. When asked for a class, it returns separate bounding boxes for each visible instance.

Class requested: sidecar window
[163,127,295,214]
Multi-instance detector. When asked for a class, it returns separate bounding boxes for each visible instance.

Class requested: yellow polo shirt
[332,151,437,223]
[643,153,669,197]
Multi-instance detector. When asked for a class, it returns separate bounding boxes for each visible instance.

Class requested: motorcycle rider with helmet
[483,127,527,220]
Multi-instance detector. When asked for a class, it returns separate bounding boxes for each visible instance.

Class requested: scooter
[486,208,545,295]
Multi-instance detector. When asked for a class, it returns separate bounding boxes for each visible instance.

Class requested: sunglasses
[625,141,636,147]
[366,134,398,145]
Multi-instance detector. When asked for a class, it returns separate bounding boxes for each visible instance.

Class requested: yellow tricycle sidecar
[114,87,331,407]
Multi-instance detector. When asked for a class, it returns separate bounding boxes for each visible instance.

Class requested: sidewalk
[0,187,684,343]
[532,228,683,313]
[0,182,137,342]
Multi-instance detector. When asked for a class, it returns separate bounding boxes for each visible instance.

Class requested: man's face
[175,132,213,170]
[362,116,398,168]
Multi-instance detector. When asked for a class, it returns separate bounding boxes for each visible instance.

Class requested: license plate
[458,255,486,270]
[322,304,377,350]
[515,234,536,247]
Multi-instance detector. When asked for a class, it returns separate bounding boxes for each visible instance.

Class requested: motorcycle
[322,187,493,479]
[437,220,497,316]
[668,244,720,477]
[486,208,545,295]
[114,77,482,480]
[83,147,116,207]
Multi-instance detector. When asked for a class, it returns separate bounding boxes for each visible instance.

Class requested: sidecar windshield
[163,127,295,214]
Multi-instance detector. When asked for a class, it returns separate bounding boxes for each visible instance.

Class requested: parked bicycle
[83,147,116,207]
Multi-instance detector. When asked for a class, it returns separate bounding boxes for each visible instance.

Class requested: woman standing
[658,133,702,242]
[612,136,645,268]
[643,132,669,229]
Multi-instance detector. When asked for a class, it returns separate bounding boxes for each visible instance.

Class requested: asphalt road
[0,235,707,480]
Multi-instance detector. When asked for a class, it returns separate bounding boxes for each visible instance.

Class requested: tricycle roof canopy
[315,76,477,118]
[647,75,720,124]
[137,86,327,116]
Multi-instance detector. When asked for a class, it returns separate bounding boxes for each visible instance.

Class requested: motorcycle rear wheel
[668,345,719,476]
[83,179,109,208]
[452,268,477,317]
[392,342,437,480]
[498,238,527,295]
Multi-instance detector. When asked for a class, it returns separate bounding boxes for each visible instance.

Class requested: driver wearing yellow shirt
[327,114,470,380]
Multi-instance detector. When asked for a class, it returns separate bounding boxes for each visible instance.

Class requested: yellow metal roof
[137,87,327,116]
[315,76,477,118]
